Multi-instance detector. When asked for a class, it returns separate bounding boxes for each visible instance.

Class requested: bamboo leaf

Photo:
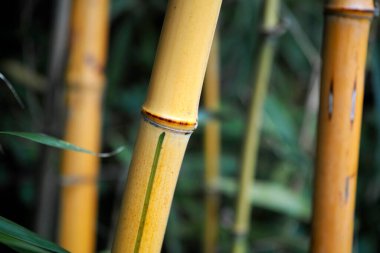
[0,216,68,253]
[0,73,25,109]
[0,132,124,158]
[218,177,311,221]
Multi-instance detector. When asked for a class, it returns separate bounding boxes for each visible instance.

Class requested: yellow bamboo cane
[203,33,221,253]
[111,1,222,252]
[310,0,374,252]
[58,0,109,252]
[233,0,280,252]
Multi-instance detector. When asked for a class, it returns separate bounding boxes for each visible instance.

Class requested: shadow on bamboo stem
[233,0,281,252]
[203,33,221,253]
[310,0,374,252]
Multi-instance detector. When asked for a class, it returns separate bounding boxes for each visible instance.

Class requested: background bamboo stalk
[58,0,109,252]
[310,0,374,252]
[35,0,71,239]
[111,1,222,252]
[203,34,221,253]
[233,0,280,252]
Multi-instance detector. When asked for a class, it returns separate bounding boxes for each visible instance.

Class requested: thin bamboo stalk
[35,0,71,238]
[58,0,109,252]
[203,33,221,253]
[111,1,222,252]
[310,0,374,252]
[233,0,280,252]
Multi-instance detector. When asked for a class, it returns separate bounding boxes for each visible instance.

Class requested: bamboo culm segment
[58,0,109,252]
[310,0,374,252]
[233,0,280,252]
[204,35,221,253]
[112,0,222,252]
[113,120,190,252]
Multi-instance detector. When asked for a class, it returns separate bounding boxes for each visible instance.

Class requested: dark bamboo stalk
[35,0,71,239]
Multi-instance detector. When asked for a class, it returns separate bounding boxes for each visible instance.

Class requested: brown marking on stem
[325,7,374,19]
[84,54,104,73]
[328,80,334,120]
[350,79,357,127]
[69,31,77,47]
[141,108,197,131]
[344,174,356,204]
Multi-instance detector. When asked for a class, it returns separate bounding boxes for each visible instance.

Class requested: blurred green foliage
[0,0,379,252]
[0,216,68,253]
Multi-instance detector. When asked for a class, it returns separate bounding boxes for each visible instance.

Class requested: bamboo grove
[0,0,379,252]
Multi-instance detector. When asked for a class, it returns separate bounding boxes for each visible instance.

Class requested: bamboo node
[141,108,197,134]
[205,180,220,195]
[325,6,375,19]
[60,175,97,186]
[66,81,105,92]
[232,229,248,240]
[260,23,286,38]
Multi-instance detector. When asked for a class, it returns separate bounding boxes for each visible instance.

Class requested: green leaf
[218,177,311,221]
[0,216,68,253]
[0,73,25,109]
[0,131,124,158]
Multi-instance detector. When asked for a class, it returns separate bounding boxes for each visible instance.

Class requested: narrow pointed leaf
[0,73,25,109]
[0,132,124,157]
[0,216,68,253]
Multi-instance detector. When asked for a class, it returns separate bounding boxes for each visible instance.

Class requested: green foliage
[0,217,68,253]
[218,177,310,221]
[0,132,124,158]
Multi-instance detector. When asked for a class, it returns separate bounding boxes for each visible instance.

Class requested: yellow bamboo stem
[58,1,109,252]
[233,0,280,252]
[111,1,222,252]
[203,33,221,253]
[310,0,374,252]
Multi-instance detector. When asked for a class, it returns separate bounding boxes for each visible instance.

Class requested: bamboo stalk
[35,0,71,238]
[58,0,109,252]
[233,1,280,252]
[203,33,221,253]
[310,0,374,252]
[111,1,222,252]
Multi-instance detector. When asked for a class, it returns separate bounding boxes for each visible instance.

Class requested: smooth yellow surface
[112,120,191,252]
[112,0,222,252]
[66,0,108,87]
[310,8,373,253]
[204,35,221,253]
[58,0,109,252]
[143,0,222,127]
